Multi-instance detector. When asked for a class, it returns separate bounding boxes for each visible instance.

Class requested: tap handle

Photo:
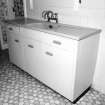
[42,10,47,19]
[47,11,53,18]
[55,13,58,18]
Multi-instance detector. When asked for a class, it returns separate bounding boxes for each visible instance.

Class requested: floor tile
[0,50,105,105]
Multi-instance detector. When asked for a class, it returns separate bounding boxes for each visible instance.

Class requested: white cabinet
[7,26,26,70]
[7,26,100,102]
[24,37,77,100]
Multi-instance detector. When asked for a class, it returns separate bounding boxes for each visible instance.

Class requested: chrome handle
[8,27,13,31]
[42,10,47,18]
[53,40,61,45]
[14,39,19,43]
[28,45,34,48]
[45,51,53,56]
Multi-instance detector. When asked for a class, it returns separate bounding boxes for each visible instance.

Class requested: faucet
[42,10,58,23]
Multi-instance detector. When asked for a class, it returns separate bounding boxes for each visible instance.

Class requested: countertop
[4,18,101,41]
[4,18,41,25]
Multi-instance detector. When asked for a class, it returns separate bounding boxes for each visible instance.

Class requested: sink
[26,22,78,35]
[26,22,60,30]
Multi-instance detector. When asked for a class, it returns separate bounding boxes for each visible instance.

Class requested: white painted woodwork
[7,25,100,101]
[73,34,100,99]
[7,26,26,70]
[20,27,78,52]
[23,0,105,95]
[24,37,78,101]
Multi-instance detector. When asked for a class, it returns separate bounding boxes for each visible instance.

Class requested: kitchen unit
[6,19,101,102]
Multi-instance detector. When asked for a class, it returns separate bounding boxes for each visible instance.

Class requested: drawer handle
[28,45,34,48]
[53,40,61,45]
[14,39,19,43]
[45,51,53,56]
[8,27,13,31]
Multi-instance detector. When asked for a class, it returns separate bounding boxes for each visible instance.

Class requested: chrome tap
[42,10,58,23]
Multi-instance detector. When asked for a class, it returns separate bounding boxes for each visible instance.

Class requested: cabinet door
[24,39,41,73]
[7,26,26,70]
[25,38,77,100]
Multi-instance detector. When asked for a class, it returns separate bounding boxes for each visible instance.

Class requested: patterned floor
[0,51,105,105]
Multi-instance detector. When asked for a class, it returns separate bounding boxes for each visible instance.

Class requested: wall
[23,0,105,93]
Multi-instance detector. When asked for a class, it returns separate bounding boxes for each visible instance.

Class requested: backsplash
[13,0,24,18]
[0,0,25,20]
[24,0,105,28]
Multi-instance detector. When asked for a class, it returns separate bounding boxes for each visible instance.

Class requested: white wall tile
[80,0,105,9]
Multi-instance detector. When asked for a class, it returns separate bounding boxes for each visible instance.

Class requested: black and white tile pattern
[0,60,105,105]
[13,0,24,17]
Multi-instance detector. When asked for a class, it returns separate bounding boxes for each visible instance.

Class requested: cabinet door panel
[7,32,15,63]
[24,39,41,73]
[25,39,77,100]
[37,44,76,100]
[11,39,25,69]
[7,26,26,70]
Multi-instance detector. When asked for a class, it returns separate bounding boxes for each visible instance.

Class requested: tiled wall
[24,0,105,26]
[24,0,105,94]
[13,0,24,18]
[0,0,24,50]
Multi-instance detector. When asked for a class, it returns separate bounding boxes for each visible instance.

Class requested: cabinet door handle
[8,27,13,31]
[14,39,19,43]
[28,45,34,48]
[53,40,61,45]
[45,51,53,56]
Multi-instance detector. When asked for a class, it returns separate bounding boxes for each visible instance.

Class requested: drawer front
[21,28,78,52]
[7,25,19,33]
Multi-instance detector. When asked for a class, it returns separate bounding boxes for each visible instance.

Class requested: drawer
[7,25,19,32]
[21,28,78,52]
